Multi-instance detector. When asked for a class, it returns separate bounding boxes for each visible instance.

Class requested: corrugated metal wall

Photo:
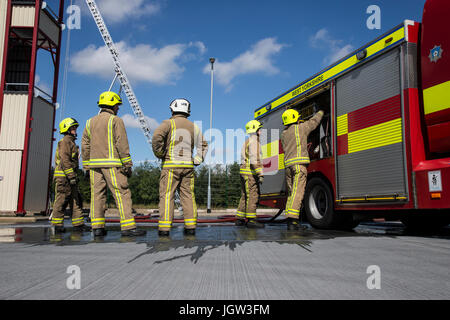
[0,151,22,211]
[0,0,7,80]
[39,10,59,46]
[11,5,35,27]
[0,93,28,149]
[336,48,408,198]
[24,97,54,212]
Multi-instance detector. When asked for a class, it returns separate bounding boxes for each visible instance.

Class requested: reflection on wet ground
[0,220,449,247]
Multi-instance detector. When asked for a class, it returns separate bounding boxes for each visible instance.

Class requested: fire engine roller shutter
[259,107,287,195]
[335,48,408,199]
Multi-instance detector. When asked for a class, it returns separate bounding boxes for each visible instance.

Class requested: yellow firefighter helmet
[245,120,263,134]
[59,117,79,134]
[97,91,122,107]
[282,109,300,125]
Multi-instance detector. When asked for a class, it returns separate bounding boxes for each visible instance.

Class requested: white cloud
[34,74,52,98]
[70,40,206,85]
[121,113,159,132]
[77,0,161,24]
[203,38,286,91]
[310,28,354,65]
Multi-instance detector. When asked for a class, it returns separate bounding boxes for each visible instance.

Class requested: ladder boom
[85,0,153,147]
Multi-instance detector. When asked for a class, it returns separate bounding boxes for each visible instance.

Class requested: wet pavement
[0,220,449,299]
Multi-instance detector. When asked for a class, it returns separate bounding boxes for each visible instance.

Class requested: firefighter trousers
[236,174,260,219]
[52,177,84,226]
[158,168,197,231]
[89,167,136,231]
[285,164,308,219]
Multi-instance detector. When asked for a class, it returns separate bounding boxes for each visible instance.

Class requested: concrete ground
[0,217,449,300]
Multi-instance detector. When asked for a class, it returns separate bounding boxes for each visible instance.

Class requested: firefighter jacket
[239,134,263,177]
[81,108,133,169]
[281,110,324,168]
[152,114,208,169]
[54,134,79,180]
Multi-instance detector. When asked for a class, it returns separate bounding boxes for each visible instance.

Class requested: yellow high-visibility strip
[121,222,136,228]
[110,168,124,221]
[285,157,310,164]
[255,27,406,118]
[169,119,176,161]
[162,164,194,169]
[191,175,197,220]
[165,170,173,225]
[236,211,246,218]
[121,157,132,163]
[246,213,257,218]
[108,116,115,159]
[64,168,74,174]
[348,118,403,154]
[287,165,300,213]
[120,219,134,224]
[244,176,250,213]
[90,170,95,222]
[423,80,450,115]
[294,124,301,158]
[336,114,348,136]
[278,153,285,170]
[86,119,91,139]
[159,222,172,228]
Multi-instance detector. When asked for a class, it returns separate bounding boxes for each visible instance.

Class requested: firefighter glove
[121,167,132,178]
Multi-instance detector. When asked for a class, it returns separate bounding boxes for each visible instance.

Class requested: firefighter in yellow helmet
[52,118,90,233]
[152,98,208,237]
[235,120,264,228]
[81,91,146,237]
[281,108,324,230]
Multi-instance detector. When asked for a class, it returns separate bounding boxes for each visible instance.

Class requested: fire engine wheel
[305,177,357,230]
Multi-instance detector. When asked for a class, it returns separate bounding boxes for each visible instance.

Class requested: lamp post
[207,57,215,213]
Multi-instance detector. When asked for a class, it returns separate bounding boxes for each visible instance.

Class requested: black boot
[93,228,107,237]
[121,228,146,237]
[158,230,170,237]
[246,218,265,228]
[54,225,66,233]
[287,218,306,231]
[73,224,91,232]
[184,228,196,236]
[235,219,246,226]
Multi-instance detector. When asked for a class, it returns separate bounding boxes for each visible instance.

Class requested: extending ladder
[85,0,153,147]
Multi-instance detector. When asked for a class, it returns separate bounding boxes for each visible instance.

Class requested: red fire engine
[255,0,450,230]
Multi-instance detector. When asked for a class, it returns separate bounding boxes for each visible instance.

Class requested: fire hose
[104,209,286,224]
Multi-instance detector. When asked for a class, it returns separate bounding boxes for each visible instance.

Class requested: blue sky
[40,0,427,165]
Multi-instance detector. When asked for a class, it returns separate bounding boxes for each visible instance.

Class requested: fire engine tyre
[304,177,357,230]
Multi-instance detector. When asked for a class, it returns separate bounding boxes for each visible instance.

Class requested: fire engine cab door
[335,48,408,200]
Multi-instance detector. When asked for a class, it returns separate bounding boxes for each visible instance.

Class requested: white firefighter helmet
[169,98,191,116]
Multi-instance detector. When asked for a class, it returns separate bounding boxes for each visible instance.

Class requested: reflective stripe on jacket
[239,134,263,177]
[81,108,133,168]
[152,114,208,169]
[54,135,79,180]
[281,111,324,168]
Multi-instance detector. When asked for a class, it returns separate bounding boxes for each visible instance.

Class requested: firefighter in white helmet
[281,108,324,230]
[152,98,208,237]
[235,120,265,228]
[81,91,146,237]
[52,118,90,233]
